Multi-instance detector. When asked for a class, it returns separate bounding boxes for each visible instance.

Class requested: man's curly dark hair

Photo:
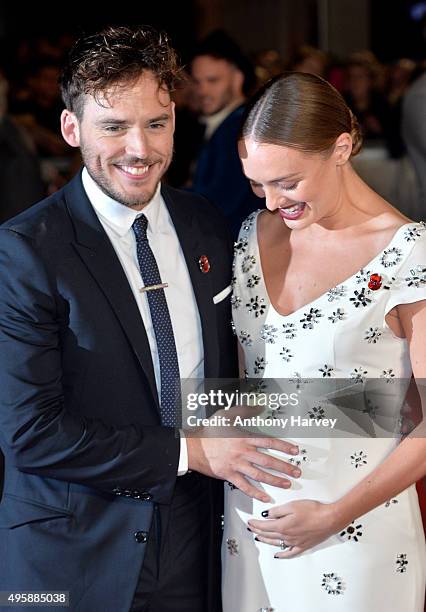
[60,25,181,119]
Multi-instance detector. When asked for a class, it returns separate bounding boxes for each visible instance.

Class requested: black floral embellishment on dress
[322,573,344,595]
[356,268,371,284]
[231,320,237,336]
[300,307,323,329]
[380,247,402,268]
[350,288,372,308]
[404,225,425,242]
[364,327,382,344]
[260,324,278,343]
[382,275,396,290]
[230,274,237,287]
[231,295,242,309]
[328,308,346,323]
[340,521,363,542]
[279,346,294,362]
[247,274,261,288]
[254,357,267,374]
[385,498,399,508]
[351,450,367,468]
[308,405,326,419]
[350,366,368,382]
[381,369,395,382]
[226,481,237,490]
[327,286,347,302]
[249,380,268,393]
[290,371,305,390]
[405,266,426,288]
[396,554,408,573]
[241,211,258,233]
[239,330,253,347]
[319,365,334,377]
[289,448,309,466]
[233,238,248,255]
[282,322,297,339]
[246,296,266,317]
[226,537,239,555]
[242,254,256,273]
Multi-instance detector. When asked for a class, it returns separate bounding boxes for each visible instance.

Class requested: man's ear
[61,109,81,148]
[171,100,176,133]
[334,132,353,165]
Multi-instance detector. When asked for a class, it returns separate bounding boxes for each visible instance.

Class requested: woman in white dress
[222,72,426,611]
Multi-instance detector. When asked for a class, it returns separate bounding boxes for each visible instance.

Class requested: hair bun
[349,109,363,157]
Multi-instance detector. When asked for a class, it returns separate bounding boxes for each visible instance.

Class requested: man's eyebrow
[94,113,171,126]
[95,118,128,126]
[148,113,172,122]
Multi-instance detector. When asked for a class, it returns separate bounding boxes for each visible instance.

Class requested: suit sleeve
[0,228,180,504]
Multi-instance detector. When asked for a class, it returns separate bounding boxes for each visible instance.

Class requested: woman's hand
[247,499,348,558]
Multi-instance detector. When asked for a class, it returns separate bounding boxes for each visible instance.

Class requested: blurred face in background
[29,65,62,107]
[346,64,372,100]
[191,55,244,116]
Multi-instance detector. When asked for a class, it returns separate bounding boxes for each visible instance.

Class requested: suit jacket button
[134,531,148,543]
[140,492,152,501]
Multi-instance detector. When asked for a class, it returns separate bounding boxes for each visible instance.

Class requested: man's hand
[186,430,301,503]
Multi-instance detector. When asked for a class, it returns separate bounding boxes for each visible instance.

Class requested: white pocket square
[213,285,232,304]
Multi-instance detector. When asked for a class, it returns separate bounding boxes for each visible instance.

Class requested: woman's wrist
[328,499,354,532]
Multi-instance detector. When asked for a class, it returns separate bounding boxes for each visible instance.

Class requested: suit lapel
[64,173,159,410]
[162,185,220,378]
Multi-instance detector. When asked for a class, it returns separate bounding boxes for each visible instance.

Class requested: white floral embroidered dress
[222,211,426,612]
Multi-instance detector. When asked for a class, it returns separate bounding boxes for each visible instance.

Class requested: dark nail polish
[261,510,269,517]
[254,537,260,541]
[247,527,252,532]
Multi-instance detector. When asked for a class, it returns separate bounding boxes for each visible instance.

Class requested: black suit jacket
[0,172,237,611]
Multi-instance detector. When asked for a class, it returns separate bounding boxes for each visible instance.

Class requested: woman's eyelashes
[249,180,299,197]
[279,182,299,191]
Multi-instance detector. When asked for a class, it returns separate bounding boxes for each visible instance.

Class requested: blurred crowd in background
[0,27,425,227]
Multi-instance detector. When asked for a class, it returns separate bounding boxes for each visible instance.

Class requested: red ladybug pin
[368,273,382,290]
[198,255,211,273]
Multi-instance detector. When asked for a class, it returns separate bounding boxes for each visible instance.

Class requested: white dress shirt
[82,168,204,474]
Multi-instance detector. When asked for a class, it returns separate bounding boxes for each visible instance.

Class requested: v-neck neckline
[253,212,413,319]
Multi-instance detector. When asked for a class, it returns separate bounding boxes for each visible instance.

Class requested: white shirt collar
[200,99,243,140]
[82,167,164,237]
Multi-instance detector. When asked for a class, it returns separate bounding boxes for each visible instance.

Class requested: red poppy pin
[198,255,211,273]
[368,273,382,290]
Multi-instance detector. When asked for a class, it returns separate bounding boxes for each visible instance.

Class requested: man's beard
[81,144,171,208]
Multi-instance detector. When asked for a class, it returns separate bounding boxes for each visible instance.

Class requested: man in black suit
[0,26,299,612]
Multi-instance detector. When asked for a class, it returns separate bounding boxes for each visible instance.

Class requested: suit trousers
[130,472,211,612]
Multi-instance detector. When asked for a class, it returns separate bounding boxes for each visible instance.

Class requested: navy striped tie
[132,215,180,426]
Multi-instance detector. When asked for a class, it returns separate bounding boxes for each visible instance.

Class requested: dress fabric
[222,210,426,612]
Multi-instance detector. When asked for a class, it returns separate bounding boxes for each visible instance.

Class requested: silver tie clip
[139,282,169,293]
